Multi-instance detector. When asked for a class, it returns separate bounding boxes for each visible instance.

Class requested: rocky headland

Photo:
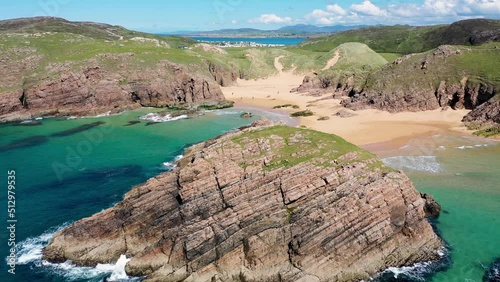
[43,120,442,281]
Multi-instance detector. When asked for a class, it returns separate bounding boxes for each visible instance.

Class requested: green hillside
[300,19,500,54]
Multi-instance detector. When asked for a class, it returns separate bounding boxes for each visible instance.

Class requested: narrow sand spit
[222,56,472,148]
[322,51,340,71]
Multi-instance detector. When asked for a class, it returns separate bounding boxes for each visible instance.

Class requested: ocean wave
[15,224,70,265]
[14,224,140,281]
[140,113,188,123]
[455,144,492,150]
[382,156,443,173]
[162,155,183,170]
[373,247,450,281]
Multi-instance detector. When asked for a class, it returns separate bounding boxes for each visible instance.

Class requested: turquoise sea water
[0,109,498,281]
[378,134,500,281]
[0,108,266,282]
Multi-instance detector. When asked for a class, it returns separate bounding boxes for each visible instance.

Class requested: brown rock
[421,193,442,218]
[43,126,442,282]
[0,57,232,122]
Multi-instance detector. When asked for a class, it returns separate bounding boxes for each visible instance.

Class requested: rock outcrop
[462,94,500,130]
[0,58,233,122]
[43,122,442,282]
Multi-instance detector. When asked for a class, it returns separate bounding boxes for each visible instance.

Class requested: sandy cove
[222,57,472,149]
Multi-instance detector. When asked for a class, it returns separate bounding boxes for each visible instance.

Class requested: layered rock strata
[43,121,442,282]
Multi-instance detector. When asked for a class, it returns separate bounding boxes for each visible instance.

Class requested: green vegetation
[285,207,297,223]
[378,53,402,62]
[309,43,388,91]
[299,19,500,54]
[232,126,379,171]
[1,17,498,131]
[273,104,300,109]
[291,110,314,117]
[363,43,500,93]
[473,127,500,137]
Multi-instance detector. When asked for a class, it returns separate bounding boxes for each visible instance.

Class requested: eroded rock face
[43,124,442,282]
[463,94,500,130]
[0,58,232,122]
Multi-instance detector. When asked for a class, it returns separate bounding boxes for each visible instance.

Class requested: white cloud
[351,1,389,17]
[247,0,500,27]
[326,4,347,16]
[317,17,334,25]
[307,9,331,19]
[231,20,238,25]
[249,14,292,24]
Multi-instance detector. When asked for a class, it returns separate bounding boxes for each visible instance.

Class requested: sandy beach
[222,57,472,149]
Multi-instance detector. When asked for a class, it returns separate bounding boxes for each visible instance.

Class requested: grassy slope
[310,43,388,90]
[231,125,385,171]
[365,42,500,91]
[299,19,500,54]
[1,17,498,135]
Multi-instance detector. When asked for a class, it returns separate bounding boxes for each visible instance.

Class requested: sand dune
[322,51,340,71]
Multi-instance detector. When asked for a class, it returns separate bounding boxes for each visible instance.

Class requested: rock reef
[43,121,442,282]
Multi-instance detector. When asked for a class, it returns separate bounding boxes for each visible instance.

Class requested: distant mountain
[172,24,369,37]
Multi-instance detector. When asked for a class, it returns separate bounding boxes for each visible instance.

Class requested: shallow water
[380,134,500,281]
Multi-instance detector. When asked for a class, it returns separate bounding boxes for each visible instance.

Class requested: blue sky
[0,0,499,32]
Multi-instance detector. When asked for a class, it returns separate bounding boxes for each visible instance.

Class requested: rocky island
[43,120,442,281]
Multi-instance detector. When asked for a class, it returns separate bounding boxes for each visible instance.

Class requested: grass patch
[273,104,299,109]
[473,127,500,137]
[291,110,314,117]
[231,126,378,171]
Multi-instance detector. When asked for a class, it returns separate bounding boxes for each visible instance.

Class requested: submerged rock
[43,123,442,282]
[484,258,500,282]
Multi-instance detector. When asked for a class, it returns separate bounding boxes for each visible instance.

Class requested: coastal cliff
[0,17,237,122]
[43,121,442,282]
[0,58,231,122]
[294,43,499,133]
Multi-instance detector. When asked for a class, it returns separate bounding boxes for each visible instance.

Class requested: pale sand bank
[222,60,473,150]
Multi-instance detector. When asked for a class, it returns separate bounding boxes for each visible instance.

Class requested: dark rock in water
[240,112,252,118]
[51,121,106,137]
[125,121,141,126]
[484,258,500,282]
[145,121,159,126]
[0,135,49,152]
[13,120,43,126]
[421,193,442,218]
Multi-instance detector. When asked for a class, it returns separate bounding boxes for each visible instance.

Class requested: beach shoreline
[222,68,476,154]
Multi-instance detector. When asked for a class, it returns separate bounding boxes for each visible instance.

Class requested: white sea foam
[382,156,443,173]
[16,224,70,265]
[140,113,188,122]
[208,110,242,115]
[14,224,139,281]
[95,111,112,117]
[162,155,183,170]
[383,261,432,279]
